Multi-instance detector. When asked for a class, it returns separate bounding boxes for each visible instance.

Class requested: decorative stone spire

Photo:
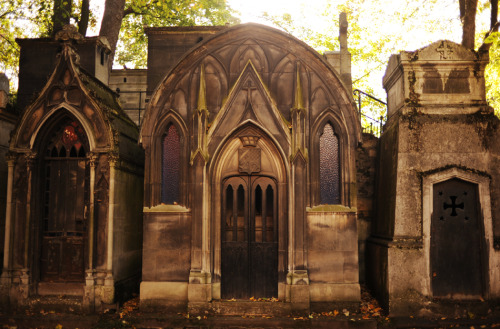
[339,12,353,92]
[191,64,209,164]
[291,62,308,160]
[197,64,208,112]
[293,64,305,111]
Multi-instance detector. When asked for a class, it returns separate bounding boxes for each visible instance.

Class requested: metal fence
[353,89,387,137]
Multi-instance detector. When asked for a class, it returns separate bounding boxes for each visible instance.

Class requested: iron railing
[353,89,387,137]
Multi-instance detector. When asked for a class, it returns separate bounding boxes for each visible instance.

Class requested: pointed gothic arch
[209,123,288,299]
[145,110,189,207]
[311,109,353,206]
[30,110,91,286]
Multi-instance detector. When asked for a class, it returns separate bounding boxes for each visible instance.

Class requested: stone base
[310,283,360,302]
[188,283,212,302]
[140,281,188,311]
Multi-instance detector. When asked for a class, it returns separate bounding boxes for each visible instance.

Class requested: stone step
[191,300,293,316]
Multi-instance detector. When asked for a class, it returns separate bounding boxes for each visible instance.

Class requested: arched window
[162,124,180,204]
[319,123,340,204]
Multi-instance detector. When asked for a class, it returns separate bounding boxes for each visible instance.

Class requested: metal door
[431,178,484,298]
[221,175,278,299]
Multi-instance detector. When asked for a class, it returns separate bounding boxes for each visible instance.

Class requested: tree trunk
[52,0,73,36]
[461,0,478,50]
[491,0,499,31]
[78,0,90,36]
[99,0,126,70]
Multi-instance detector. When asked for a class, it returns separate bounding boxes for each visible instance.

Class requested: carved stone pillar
[287,67,310,309]
[188,64,211,304]
[0,154,16,305]
[103,153,118,304]
[83,152,98,312]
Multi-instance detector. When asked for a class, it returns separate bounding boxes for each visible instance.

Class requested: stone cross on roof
[436,41,454,60]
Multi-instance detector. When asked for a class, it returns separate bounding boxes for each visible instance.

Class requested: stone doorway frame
[208,124,289,301]
[422,167,494,299]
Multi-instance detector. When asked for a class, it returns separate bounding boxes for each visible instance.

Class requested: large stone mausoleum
[0,17,499,315]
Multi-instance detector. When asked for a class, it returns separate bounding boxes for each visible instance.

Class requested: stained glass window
[319,123,340,204]
[46,120,86,158]
[162,124,180,204]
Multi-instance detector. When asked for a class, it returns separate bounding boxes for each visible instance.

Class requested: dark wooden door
[431,178,484,298]
[40,122,88,283]
[221,176,278,299]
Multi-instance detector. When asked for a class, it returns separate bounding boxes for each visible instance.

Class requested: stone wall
[109,70,147,126]
[112,166,144,301]
[141,207,192,309]
[307,209,360,302]
[356,133,378,283]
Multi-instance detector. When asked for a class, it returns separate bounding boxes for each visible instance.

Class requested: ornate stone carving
[238,147,261,174]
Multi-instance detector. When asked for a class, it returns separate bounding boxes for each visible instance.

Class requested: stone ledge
[307,205,357,212]
[143,204,190,212]
[140,281,187,300]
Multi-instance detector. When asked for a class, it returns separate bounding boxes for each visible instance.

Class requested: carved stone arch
[271,56,295,121]
[310,108,352,206]
[28,109,91,286]
[422,167,495,299]
[198,55,228,119]
[229,40,269,84]
[170,89,188,119]
[209,122,289,299]
[29,103,98,152]
[147,110,189,207]
[310,86,331,119]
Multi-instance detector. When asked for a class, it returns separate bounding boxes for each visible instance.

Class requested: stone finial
[339,12,348,53]
[55,24,83,43]
[0,73,9,109]
[338,12,352,92]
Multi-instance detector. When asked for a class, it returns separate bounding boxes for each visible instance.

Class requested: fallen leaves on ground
[119,297,140,319]
[248,297,279,302]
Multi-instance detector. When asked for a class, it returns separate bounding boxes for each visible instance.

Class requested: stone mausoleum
[0,15,499,315]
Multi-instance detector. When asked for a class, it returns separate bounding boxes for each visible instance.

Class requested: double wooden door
[40,123,88,283]
[221,175,278,299]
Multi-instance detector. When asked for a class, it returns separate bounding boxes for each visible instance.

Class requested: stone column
[103,153,117,304]
[1,154,14,276]
[188,65,211,304]
[84,152,98,311]
[287,67,310,310]
[19,152,36,301]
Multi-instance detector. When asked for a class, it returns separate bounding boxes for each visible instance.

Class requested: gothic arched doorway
[221,175,278,299]
[39,117,89,283]
[212,127,287,300]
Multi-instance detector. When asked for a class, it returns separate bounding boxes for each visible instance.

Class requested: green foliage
[262,0,478,123]
[485,32,500,115]
[0,0,98,91]
[0,0,236,89]
[115,0,239,68]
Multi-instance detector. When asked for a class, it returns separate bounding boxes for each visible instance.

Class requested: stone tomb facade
[139,23,362,310]
[0,26,144,311]
[2,21,500,316]
[367,40,500,314]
